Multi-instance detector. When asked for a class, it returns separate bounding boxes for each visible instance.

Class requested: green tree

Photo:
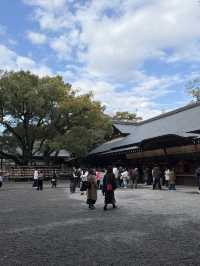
[187,78,200,102]
[0,71,112,164]
[113,111,142,122]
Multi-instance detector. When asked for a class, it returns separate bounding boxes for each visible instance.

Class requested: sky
[0,0,200,119]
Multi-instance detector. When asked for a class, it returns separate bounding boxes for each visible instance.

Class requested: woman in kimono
[102,166,117,210]
[87,169,98,209]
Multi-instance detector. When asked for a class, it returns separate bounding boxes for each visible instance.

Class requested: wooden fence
[2,166,73,181]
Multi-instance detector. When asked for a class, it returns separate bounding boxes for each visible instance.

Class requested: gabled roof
[90,102,200,155]
[113,123,137,135]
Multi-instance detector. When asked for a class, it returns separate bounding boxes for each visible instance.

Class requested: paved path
[0,182,200,266]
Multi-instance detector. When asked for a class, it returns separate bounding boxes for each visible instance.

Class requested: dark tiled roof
[90,102,200,155]
[113,123,137,134]
[90,137,126,155]
[101,145,140,155]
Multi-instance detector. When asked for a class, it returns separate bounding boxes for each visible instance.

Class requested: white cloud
[165,43,200,64]
[50,35,72,59]
[34,9,73,31]
[75,0,200,78]
[23,0,67,11]
[24,0,200,76]
[67,70,184,119]
[0,44,52,77]
[23,0,74,31]
[49,29,80,59]
[27,31,47,44]
[22,0,200,117]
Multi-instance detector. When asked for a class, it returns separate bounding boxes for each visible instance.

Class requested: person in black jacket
[51,170,57,188]
[152,165,162,190]
[37,170,44,190]
[102,166,117,210]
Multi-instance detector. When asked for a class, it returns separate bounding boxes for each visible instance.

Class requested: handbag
[107,183,113,191]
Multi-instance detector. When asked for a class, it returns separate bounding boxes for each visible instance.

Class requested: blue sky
[0,0,200,119]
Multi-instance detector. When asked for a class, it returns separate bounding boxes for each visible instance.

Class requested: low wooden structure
[2,166,72,182]
[89,102,200,185]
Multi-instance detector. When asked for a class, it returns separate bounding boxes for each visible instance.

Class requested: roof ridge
[138,101,200,125]
[112,120,138,125]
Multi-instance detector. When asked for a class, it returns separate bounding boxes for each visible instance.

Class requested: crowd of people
[67,165,178,210]
[1,164,200,210]
[70,166,117,210]
[32,169,57,190]
[32,166,117,210]
[71,165,177,191]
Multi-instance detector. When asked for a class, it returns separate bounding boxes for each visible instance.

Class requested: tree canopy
[113,111,142,122]
[0,71,112,165]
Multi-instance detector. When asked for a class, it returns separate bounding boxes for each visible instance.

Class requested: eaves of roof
[89,102,200,156]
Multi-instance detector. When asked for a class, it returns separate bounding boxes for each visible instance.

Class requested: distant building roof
[90,102,200,155]
[50,150,70,157]
[34,149,70,158]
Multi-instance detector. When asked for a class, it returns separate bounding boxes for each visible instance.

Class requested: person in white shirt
[80,169,89,195]
[113,167,119,178]
[113,166,119,187]
[121,169,129,188]
[33,169,38,187]
[164,168,170,187]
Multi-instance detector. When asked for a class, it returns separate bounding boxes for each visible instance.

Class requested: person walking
[87,169,98,209]
[128,168,134,188]
[96,169,101,189]
[152,165,162,190]
[80,169,89,195]
[133,167,140,188]
[51,170,57,188]
[33,169,38,187]
[37,170,44,190]
[77,168,82,188]
[144,167,150,185]
[102,166,117,210]
[164,167,170,188]
[118,166,124,187]
[113,166,119,187]
[121,169,129,188]
[70,167,79,193]
[168,168,176,190]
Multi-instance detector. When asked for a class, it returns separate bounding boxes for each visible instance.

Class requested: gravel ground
[0,182,200,266]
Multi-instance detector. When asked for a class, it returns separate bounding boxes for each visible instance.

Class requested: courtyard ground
[0,182,200,266]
